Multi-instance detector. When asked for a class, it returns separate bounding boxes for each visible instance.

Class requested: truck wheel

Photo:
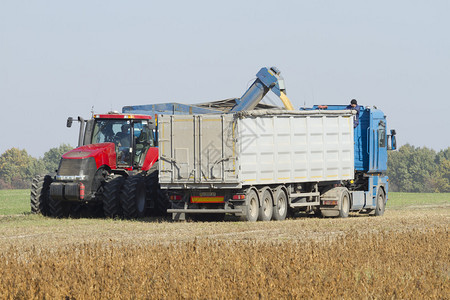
[240,189,259,222]
[258,189,273,221]
[101,175,124,218]
[374,188,386,216]
[338,189,350,218]
[272,188,288,221]
[120,174,147,219]
[30,175,52,216]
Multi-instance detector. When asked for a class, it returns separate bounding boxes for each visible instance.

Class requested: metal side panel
[158,115,196,183]
[158,114,238,185]
[238,114,354,185]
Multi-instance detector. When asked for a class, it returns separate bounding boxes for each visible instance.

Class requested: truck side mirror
[67,117,73,128]
[387,129,397,150]
[391,135,397,150]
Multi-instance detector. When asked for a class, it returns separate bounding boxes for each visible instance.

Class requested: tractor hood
[62,143,117,169]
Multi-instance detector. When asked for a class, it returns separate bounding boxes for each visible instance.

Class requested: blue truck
[123,67,397,221]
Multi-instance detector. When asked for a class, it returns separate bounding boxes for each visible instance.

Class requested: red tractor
[30,112,168,218]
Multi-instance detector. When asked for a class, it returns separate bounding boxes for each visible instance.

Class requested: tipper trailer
[157,106,396,221]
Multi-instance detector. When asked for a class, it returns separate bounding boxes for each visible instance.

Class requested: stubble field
[0,191,449,299]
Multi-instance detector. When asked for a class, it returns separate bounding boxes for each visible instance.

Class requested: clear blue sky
[1,0,449,157]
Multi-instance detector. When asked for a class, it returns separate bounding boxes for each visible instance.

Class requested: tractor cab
[87,113,156,168]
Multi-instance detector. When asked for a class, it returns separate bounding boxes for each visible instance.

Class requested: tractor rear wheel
[30,175,52,216]
[101,175,125,218]
[120,173,147,219]
[145,164,170,216]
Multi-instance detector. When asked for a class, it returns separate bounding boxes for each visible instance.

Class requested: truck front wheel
[374,188,386,216]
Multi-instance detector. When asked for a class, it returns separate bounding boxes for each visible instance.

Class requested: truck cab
[310,104,397,214]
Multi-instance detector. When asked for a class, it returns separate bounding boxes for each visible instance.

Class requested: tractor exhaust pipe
[77,116,85,147]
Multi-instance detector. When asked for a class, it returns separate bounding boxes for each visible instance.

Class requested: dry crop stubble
[0,227,448,299]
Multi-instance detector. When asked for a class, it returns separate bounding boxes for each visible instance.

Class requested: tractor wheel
[258,189,273,221]
[30,175,52,216]
[48,195,70,218]
[374,188,386,216]
[272,188,288,221]
[145,164,170,216]
[120,173,147,219]
[101,175,125,218]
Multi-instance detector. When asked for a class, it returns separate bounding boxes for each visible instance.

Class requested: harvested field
[0,191,449,298]
[1,227,448,299]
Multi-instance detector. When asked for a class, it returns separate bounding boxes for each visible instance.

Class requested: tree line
[0,144,73,189]
[387,144,450,192]
[0,144,449,192]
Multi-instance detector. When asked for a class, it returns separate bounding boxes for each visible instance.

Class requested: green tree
[0,148,44,189]
[42,144,73,173]
[430,147,450,192]
[387,145,450,192]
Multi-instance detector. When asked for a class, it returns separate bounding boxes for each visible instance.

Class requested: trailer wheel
[30,175,52,216]
[101,175,125,218]
[374,188,386,216]
[240,189,259,222]
[258,189,273,221]
[272,188,288,221]
[120,174,147,219]
[338,189,350,218]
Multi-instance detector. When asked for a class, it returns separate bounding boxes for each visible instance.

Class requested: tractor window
[91,119,131,145]
[133,120,154,166]
[92,119,133,165]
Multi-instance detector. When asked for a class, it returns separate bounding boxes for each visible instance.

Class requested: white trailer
[158,109,355,221]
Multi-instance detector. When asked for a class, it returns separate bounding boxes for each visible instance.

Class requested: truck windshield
[91,119,154,166]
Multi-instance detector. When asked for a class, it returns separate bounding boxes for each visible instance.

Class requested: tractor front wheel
[101,175,125,218]
[120,174,147,219]
[30,175,52,216]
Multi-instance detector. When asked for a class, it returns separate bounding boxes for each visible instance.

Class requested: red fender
[141,147,159,171]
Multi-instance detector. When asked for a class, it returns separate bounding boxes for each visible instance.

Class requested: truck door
[368,114,388,173]
[376,120,388,171]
